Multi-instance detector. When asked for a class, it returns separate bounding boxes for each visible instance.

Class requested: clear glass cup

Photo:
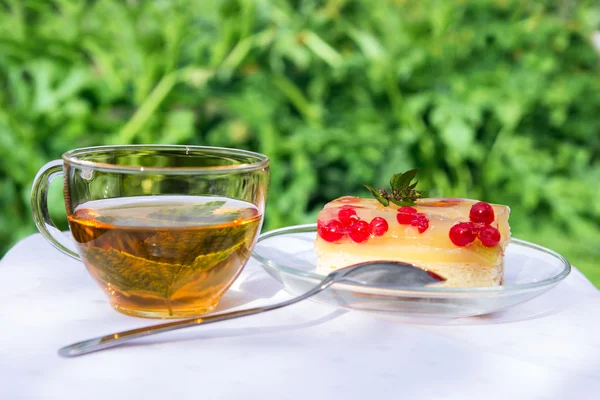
[31,145,269,318]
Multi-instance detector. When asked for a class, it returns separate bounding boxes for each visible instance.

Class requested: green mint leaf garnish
[390,169,419,191]
[364,185,389,206]
[366,169,424,207]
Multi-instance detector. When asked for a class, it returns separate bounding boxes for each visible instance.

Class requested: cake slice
[315,196,511,287]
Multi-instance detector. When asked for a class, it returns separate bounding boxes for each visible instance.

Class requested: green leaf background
[1,0,600,286]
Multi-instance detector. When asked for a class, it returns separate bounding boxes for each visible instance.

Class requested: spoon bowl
[332,261,445,287]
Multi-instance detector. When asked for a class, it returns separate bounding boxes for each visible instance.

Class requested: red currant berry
[348,220,371,243]
[469,202,495,225]
[369,217,388,237]
[396,213,414,224]
[338,207,358,227]
[449,222,478,246]
[478,226,501,247]
[397,206,418,224]
[398,206,418,214]
[317,220,345,242]
[410,214,422,226]
[411,214,430,233]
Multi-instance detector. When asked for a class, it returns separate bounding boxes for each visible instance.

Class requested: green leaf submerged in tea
[83,224,250,300]
[147,200,227,222]
[95,200,235,227]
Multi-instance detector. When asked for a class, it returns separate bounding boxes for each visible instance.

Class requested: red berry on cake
[317,220,345,242]
[411,214,430,233]
[449,222,478,246]
[478,225,501,247]
[348,220,371,243]
[396,213,413,224]
[397,207,417,225]
[338,207,358,226]
[398,206,417,214]
[369,217,388,237]
[469,201,495,225]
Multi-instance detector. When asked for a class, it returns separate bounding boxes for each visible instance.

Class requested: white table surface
[1,234,600,400]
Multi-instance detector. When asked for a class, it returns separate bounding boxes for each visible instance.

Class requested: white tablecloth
[1,234,599,400]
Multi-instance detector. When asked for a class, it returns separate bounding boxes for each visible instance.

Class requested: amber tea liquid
[68,196,262,318]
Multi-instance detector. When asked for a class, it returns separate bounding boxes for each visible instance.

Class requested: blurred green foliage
[1,0,599,285]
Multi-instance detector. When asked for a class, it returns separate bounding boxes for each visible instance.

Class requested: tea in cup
[31,145,269,318]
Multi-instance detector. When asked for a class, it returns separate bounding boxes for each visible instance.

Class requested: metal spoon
[59,261,443,357]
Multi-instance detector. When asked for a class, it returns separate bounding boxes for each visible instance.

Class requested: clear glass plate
[251,224,571,318]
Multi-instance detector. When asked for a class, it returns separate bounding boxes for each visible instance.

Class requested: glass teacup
[31,145,269,318]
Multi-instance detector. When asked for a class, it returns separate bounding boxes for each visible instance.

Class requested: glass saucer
[251,224,571,318]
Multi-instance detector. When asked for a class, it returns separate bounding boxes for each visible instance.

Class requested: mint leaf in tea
[68,196,262,318]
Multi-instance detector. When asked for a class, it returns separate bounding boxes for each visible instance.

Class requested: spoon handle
[59,277,334,357]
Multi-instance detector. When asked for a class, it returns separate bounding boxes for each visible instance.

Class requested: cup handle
[31,160,80,260]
